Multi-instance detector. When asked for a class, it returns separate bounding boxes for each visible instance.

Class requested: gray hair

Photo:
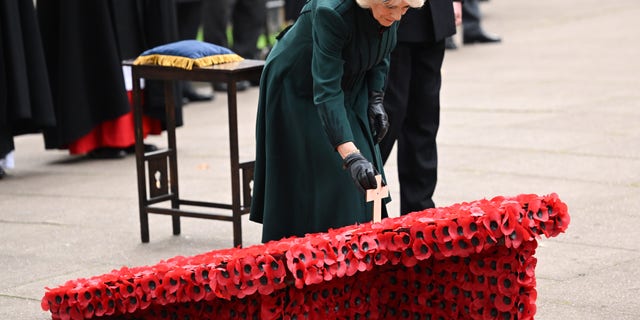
[356,0,425,9]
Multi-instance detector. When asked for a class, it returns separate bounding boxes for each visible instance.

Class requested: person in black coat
[175,0,214,102]
[37,0,183,158]
[1,0,55,178]
[461,0,500,44]
[379,0,462,214]
[201,0,266,91]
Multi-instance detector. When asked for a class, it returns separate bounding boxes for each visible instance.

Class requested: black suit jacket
[397,0,458,43]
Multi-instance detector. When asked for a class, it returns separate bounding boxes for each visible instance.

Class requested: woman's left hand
[368,91,389,144]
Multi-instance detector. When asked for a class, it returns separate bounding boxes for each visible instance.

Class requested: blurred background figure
[380,0,462,214]
[36,0,184,159]
[445,0,500,50]
[201,0,266,92]
[176,0,214,103]
[1,0,56,178]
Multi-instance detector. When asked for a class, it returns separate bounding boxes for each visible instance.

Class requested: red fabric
[68,91,162,155]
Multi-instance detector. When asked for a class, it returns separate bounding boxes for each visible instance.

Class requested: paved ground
[1,0,639,319]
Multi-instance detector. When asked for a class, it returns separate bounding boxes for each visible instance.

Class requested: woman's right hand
[342,152,378,193]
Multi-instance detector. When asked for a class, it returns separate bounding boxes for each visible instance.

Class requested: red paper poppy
[480,208,504,241]
[500,201,522,236]
[497,273,518,296]
[470,234,486,253]
[164,268,189,295]
[435,219,458,242]
[517,291,537,320]
[532,206,550,223]
[356,233,378,257]
[343,253,360,277]
[139,273,160,299]
[388,232,412,252]
[412,237,432,261]
[456,215,479,240]
[399,247,417,267]
[495,293,515,313]
[508,223,533,248]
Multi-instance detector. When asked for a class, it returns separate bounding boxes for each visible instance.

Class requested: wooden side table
[123,59,264,247]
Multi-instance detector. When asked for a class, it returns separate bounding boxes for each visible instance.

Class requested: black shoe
[463,31,502,44]
[0,167,5,179]
[213,80,250,92]
[183,88,214,103]
[87,148,127,159]
[445,37,458,50]
[125,144,158,155]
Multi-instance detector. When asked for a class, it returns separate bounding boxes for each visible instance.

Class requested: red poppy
[517,291,537,320]
[286,243,315,269]
[238,255,261,281]
[375,231,395,251]
[480,207,504,241]
[401,247,418,267]
[497,273,518,296]
[388,232,411,252]
[456,215,479,240]
[554,208,571,234]
[503,230,521,250]
[75,286,93,310]
[470,233,486,253]
[451,238,475,257]
[356,233,378,257]
[469,256,489,276]
[500,201,523,236]
[435,219,457,242]
[532,206,550,223]
[495,293,515,313]
[308,266,327,286]
[139,273,160,299]
[517,256,538,287]
[343,253,360,277]
[412,237,432,261]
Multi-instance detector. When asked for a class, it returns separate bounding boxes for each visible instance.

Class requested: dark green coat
[250,0,396,242]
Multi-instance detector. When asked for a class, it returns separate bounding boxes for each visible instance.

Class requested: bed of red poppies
[42,193,569,320]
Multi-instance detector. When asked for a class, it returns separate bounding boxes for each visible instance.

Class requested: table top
[122,59,265,82]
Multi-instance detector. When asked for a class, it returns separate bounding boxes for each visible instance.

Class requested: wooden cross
[366,175,389,223]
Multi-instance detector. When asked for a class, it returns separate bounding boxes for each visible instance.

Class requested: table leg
[226,81,243,247]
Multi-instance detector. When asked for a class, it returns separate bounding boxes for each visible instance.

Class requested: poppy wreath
[42,193,569,320]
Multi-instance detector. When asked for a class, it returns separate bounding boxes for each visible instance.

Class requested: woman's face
[369,0,411,27]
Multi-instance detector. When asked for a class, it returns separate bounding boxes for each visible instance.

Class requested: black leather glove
[343,152,378,193]
[368,91,389,144]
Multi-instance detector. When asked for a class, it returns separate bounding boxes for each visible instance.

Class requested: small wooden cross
[366,175,389,223]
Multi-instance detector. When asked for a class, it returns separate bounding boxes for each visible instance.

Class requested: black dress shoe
[87,148,127,159]
[0,167,5,179]
[183,88,214,103]
[213,80,250,92]
[463,31,502,44]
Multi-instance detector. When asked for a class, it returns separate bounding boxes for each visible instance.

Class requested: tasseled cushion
[133,40,243,70]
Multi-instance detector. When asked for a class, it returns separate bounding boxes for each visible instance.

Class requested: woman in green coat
[250,0,424,242]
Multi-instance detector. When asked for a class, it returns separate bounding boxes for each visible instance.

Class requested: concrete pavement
[1,0,639,319]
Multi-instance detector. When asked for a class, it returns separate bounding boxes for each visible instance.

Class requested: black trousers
[462,0,482,35]
[380,40,445,215]
[201,0,265,59]
[176,0,202,40]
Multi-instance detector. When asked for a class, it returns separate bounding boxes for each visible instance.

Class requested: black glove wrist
[368,91,389,144]
[343,152,378,192]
